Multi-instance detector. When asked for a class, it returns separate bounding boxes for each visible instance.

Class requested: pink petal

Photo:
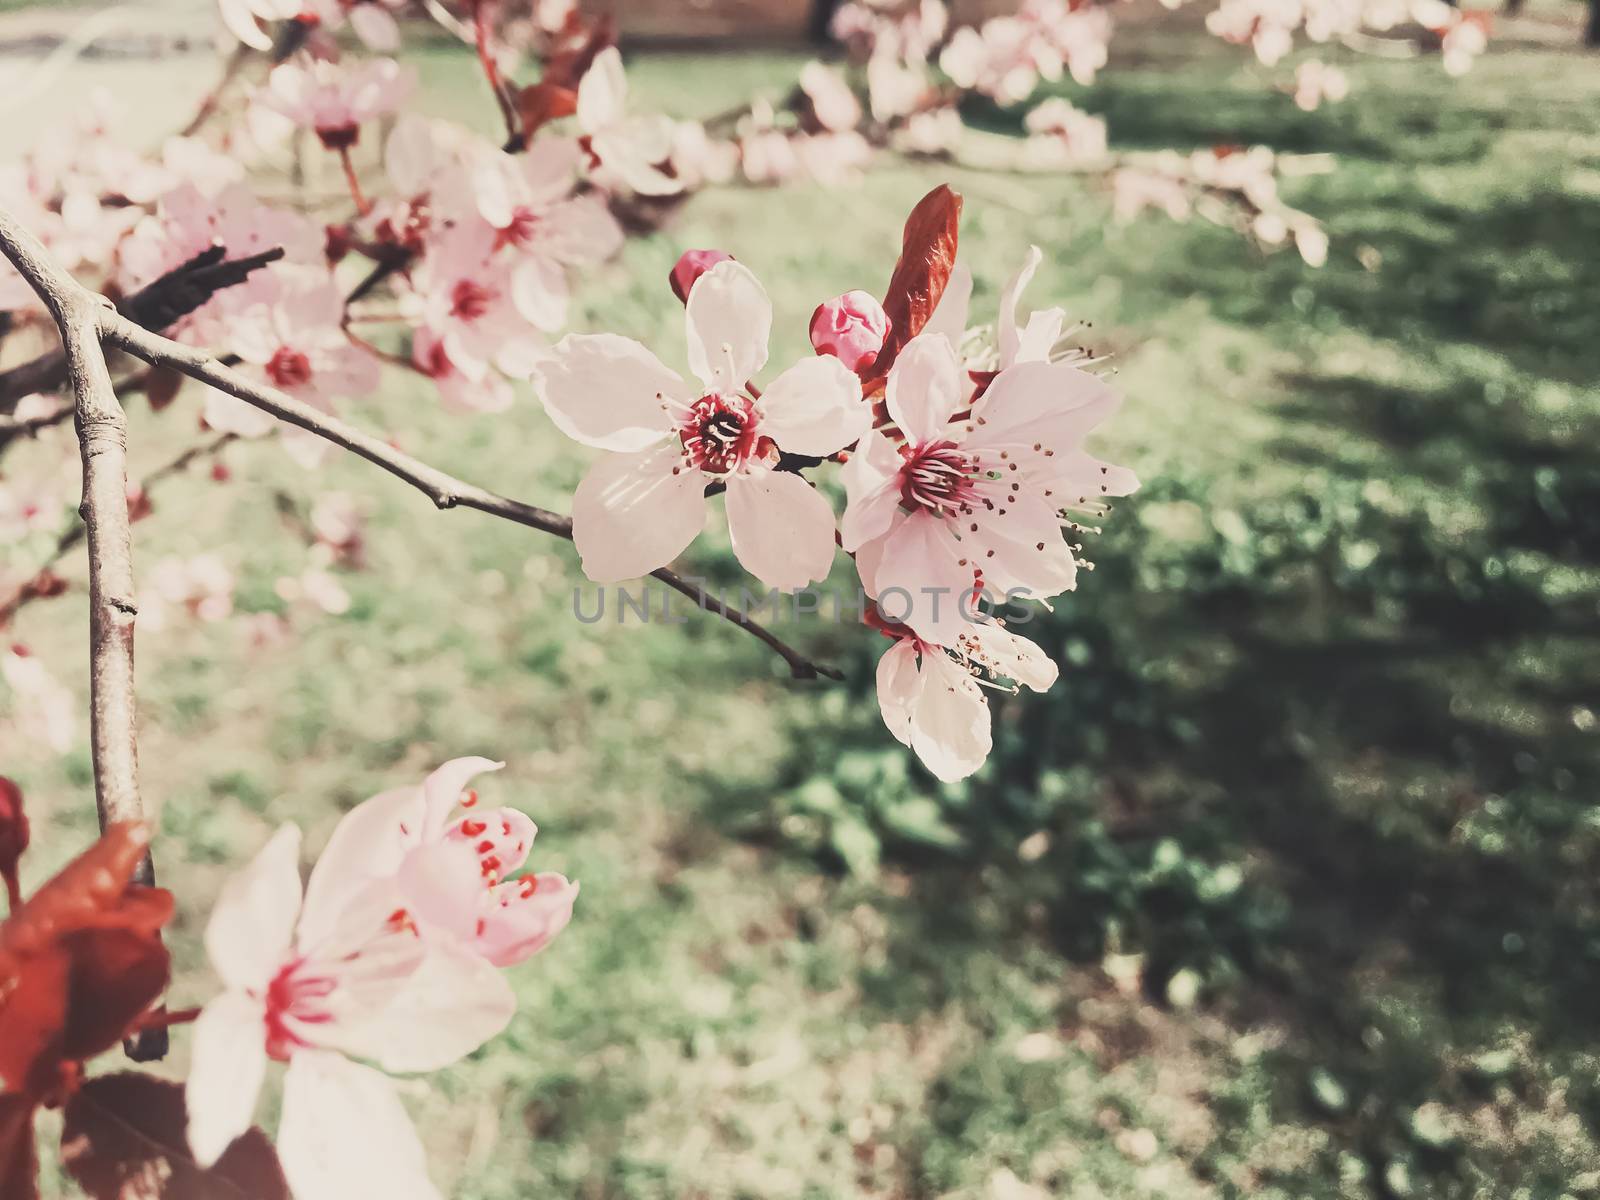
[445,805,537,879]
[997,245,1042,366]
[205,824,303,992]
[886,333,963,445]
[875,639,921,747]
[966,493,1078,600]
[327,938,515,1073]
[278,1051,442,1200]
[185,991,269,1169]
[535,333,682,452]
[576,46,627,133]
[298,786,427,953]
[421,756,504,839]
[910,651,992,782]
[350,3,401,50]
[684,260,771,394]
[512,255,569,333]
[477,872,578,967]
[572,445,709,582]
[755,355,867,457]
[839,430,905,553]
[968,361,1120,459]
[920,261,972,348]
[857,510,976,645]
[962,622,1059,692]
[540,195,624,265]
[725,470,840,592]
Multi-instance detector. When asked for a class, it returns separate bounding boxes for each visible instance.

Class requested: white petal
[576,46,627,133]
[839,430,905,553]
[756,356,867,457]
[968,361,1120,458]
[205,824,302,993]
[858,510,975,645]
[421,755,505,838]
[724,471,838,593]
[203,390,276,439]
[328,938,515,1074]
[684,260,771,394]
[964,622,1058,692]
[1014,308,1065,365]
[886,333,963,445]
[875,639,921,747]
[910,652,992,782]
[185,991,269,1169]
[921,261,972,347]
[278,1052,442,1200]
[511,255,569,333]
[218,0,273,50]
[572,445,708,582]
[297,787,425,954]
[967,493,1079,600]
[350,4,401,50]
[468,152,516,230]
[997,245,1042,367]
[535,333,681,452]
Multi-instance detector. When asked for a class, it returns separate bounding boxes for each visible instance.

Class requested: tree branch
[0,245,283,416]
[99,314,843,682]
[0,205,166,1059]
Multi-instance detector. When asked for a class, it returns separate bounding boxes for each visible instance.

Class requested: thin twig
[101,314,842,681]
[0,205,166,1059]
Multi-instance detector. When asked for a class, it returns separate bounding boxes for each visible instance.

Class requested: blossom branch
[99,315,844,682]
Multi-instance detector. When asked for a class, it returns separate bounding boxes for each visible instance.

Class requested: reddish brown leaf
[0,1093,39,1200]
[515,80,578,142]
[61,1074,290,1200]
[868,184,963,384]
[0,776,25,912]
[0,825,172,1098]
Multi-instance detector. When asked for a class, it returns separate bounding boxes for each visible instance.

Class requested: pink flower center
[266,346,314,390]
[900,440,978,515]
[498,206,541,250]
[263,959,337,1062]
[678,394,768,476]
[450,279,494,322]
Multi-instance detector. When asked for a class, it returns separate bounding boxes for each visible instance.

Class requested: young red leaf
[514,80,579,142]
[0,1093,39,1200]
[868,184,963,384]
[61,1074,290,1200]
[0,776,25,912]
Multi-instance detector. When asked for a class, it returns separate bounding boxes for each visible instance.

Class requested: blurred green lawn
[8,14,1600,1199]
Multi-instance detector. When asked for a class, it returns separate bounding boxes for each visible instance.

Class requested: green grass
[8,16,1600,1199]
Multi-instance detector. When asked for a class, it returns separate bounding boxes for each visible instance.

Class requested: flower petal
[684,260,770,393]
[961,622,1059,692]
[909,652,992,782]
[725,471,838,592]
[968,361,1120,462]
[576,46,627,134]
[535,334,682,452]
[419,756,504,839]
[839,429,905,553]
[921,261,972,348]
[857,510,976,645]
[328,938,515,1074]
[997,245,1042,367]
[886,333,963,445]
[205,824,302,993]
[185,990,269,1169]
[477,873,578,967]
[755,356,867,457]
[875,638,921,747]
[572,445,708,582]
[278,1051,442,1200]
[297,787,426,955]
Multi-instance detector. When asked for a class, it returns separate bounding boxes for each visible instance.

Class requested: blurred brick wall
[595,0,1014,42]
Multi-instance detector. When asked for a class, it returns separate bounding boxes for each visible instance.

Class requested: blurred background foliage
[6,2,1600,1196]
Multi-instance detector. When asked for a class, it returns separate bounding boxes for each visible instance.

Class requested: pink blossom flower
[874,613,1057,781]
[794,130,875,187]
[202,277,380,440]
[256,58,415,150]
[811,290,891,373]
[535,260,869,590]
[466,137,624,332]
[140,554,236,630]
[411,327,515,414]
[184,822,516,1199]
[401,222,546,383]
[576,48,682,196]
[1023,98,1108,162]
[300,758,578,970]
[1293,60,1349,111]
[668,120,739,190]
[800,61,863,132]
[842,331,1135,643]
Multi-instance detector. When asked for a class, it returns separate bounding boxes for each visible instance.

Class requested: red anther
[459,819,487,838]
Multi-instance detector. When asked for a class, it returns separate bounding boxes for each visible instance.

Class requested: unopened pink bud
[669,249,734,304]
[810,290,890,373]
